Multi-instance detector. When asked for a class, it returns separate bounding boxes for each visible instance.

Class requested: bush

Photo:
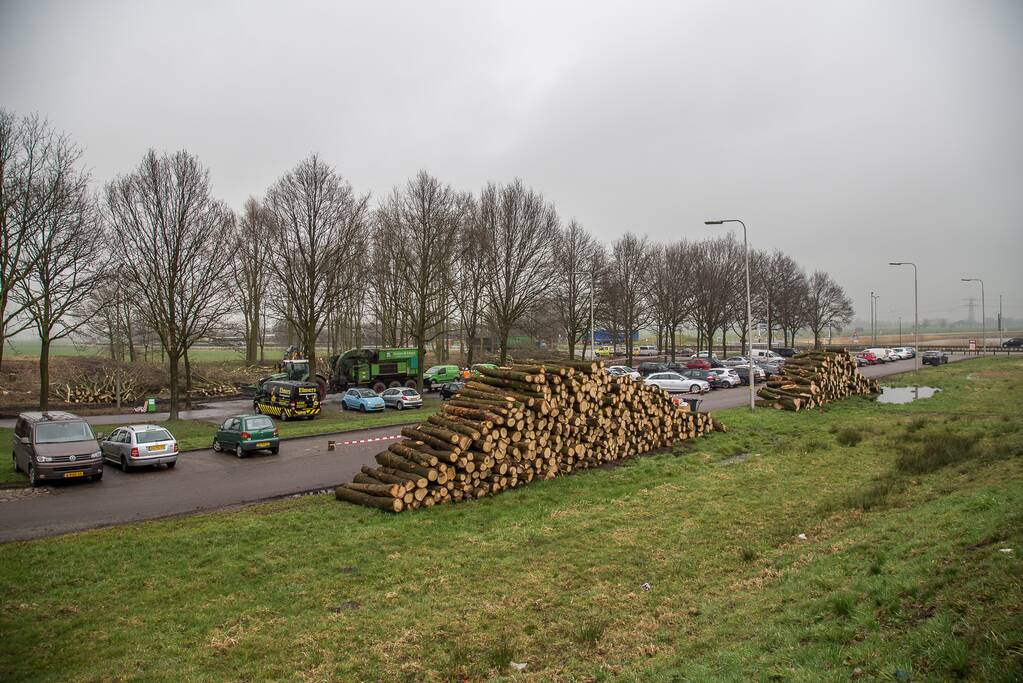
[835,428,864,447]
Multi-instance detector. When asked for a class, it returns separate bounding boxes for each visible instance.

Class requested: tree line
[0,110,854,418]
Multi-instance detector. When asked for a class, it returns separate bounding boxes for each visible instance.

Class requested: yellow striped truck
[253,380,322,420]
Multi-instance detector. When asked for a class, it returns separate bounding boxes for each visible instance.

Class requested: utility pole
[961,278,986,354]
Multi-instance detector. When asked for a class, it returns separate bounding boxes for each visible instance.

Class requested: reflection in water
[876,386,941,404]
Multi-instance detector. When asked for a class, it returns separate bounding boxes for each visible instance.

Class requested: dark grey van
[11,412,103,487]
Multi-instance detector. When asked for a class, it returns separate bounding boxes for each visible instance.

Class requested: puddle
[876,386,941,404]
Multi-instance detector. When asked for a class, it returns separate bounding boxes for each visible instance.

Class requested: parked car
[903,347,917,358]
[690,352,724,367]
[595,346,614,358]
[733,365,766,385]
[856,351,879,365]
[636,345,659,356]
[381,387,423,410]
[770,347,798,358]
[439,380,465,399]
[100,424,179,472]
[341,387,386,412]
[680,368,718,388]
[212,415,279,458]
[855,355,870,367]
[755,359,784,377]
[890,347,914,360]
[644,372,710,394]
[12,411,103,487]
[638,362,669,376]
[723,356,750,368]
[423,364,461,390]
[607,365,640,380]
[706,367,741,387]
[469,363,497,377]
[922,350,950,365]
[684,358,712,370]
[1002,338,1023,348]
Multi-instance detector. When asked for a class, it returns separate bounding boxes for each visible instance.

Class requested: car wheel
[12,452,19,473]
[396,402,403,411]
[236,444,244,458]
[166,461,176,469]
[121,456,131,472]
[93,470,103,481]
[270,447,279,455]
[341,401,348,411]
[212,439,223,452]
[689,385,701,394]
[361,404,367,412]
[28,464,39,487]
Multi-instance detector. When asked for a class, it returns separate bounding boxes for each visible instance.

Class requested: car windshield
[425,366,444,374]
[245,417,274,430]
[135,429,173,444]
[401,389,418,396]
[35,421,94,444]
[358,390,378,398]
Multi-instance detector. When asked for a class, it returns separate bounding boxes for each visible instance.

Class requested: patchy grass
[0,398,441,484]
[0,358,1020,681]
[835,426,864,446]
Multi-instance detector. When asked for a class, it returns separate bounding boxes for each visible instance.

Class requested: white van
[864,347,895,362]
[750,348,783,362]
[637,345,659,357]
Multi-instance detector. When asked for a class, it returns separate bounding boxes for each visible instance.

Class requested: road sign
[968,339,977,352]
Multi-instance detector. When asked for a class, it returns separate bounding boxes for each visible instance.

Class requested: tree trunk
[184,348,193,409]
[38,336,51,411]
[168,354,180,420]
[766,301,773,350]
[247,299,259,364]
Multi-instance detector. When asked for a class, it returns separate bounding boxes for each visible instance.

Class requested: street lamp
[705,219,754,411]
[870,292,881,344]
[889,262,919,370]
[571,270,594,361]
[961,278,985,354]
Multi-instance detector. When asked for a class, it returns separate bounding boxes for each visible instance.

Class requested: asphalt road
[0,353,977,543]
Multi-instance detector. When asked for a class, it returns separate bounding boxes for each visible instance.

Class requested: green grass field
[0,359,1020,681]
[0,398,442,485]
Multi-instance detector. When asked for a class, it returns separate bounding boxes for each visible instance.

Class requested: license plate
[149,444,165,451]
[63,471,85,478]
[256,441,271,448]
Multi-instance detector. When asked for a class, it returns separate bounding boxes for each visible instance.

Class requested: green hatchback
[213,415,280,458]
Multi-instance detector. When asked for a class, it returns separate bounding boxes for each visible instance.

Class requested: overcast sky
[2,0,1021,328]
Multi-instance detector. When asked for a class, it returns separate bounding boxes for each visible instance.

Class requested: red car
[685,358,712,370]
[856,351,878,364]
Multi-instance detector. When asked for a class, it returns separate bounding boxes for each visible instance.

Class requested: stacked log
[756,349,879,411]
[336,359,725,512]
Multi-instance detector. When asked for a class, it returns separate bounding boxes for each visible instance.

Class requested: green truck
[328,347,421,394]
[258,347,329,400]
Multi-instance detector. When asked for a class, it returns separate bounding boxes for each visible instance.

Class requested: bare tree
[552,219,601,359]
[368,214,407,348]
[106,149,234,419]
[263,154,370,377]
[229,198,272,364]
[689,236,740,357]
[606,232,651,366]
[453,195,488,365]
[18,168,107,409]
[761,251,804,349]
[774,265,809,347]
[649,240,695,361]
[378,171,463,389]
[804,270,854,348]
[480,180,559,364]
[0,111,87,370]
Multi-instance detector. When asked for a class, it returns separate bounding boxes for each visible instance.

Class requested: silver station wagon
[100,424,179,471]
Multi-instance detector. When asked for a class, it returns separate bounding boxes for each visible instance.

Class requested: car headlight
[37,455,52,463]
[92,450,102,459]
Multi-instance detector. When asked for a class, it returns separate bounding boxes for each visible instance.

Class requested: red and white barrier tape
[334,434,404,446]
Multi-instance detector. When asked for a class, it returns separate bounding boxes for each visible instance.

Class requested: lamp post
[870,292,880,344]
[705,219,754,411]
[571,270,594,361]
[889,262,918,370]
[961,278,985,354]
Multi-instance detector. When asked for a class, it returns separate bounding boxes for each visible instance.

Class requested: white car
[707,367,741,387]
[723,356,750,367]
[636,345,659,356]
[607,365,641,380]
[644,372,710,394]
[890,347,913,360]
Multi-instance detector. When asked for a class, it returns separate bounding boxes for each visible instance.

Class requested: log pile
[755,349,879,411]
[51,368,144,403]
[336,359,725,512]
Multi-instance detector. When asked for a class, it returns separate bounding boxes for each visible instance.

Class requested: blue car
[341,388,385,412]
